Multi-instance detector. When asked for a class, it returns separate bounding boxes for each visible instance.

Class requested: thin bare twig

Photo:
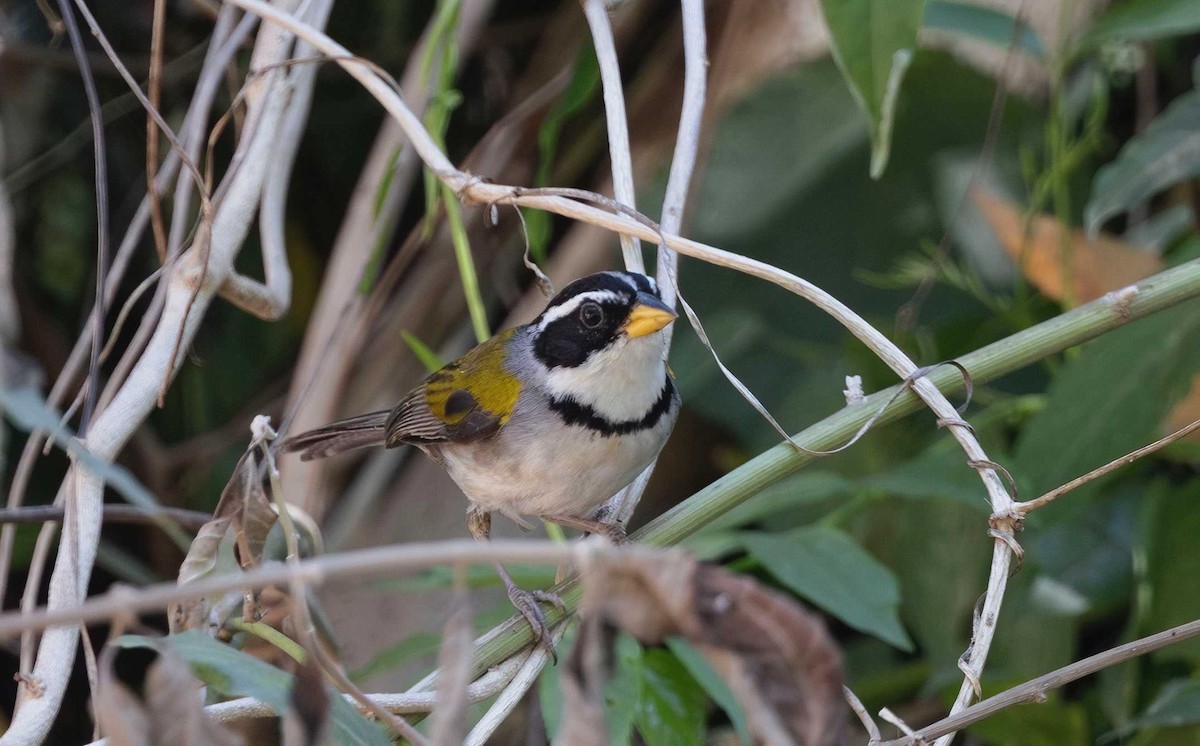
[582,0,642,273]
[0,504,211,531]
[311,638,431,745]
[0,539,590,640]
[879,616,1200,745]
[54,0,109,437]
[280,0,493,519]
[463,623,567,746]
[146,0,169,263]
[198,650,532,723]
[880,708,923,743]
[1015,417,1200,514]
[845,686,881,744]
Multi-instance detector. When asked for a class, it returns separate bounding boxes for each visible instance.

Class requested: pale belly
[434,422,668,520]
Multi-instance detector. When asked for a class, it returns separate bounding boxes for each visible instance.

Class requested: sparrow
[284,271,680,648]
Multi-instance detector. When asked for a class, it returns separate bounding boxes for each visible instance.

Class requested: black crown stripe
[548,376,675,436]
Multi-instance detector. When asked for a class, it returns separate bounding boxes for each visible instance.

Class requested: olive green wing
[384,332,520,447]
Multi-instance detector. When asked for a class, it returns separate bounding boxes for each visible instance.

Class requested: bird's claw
[507,586,565,661]
[599,522,628,545]
[529,588,568,614]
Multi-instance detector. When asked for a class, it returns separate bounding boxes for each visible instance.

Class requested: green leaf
[741,527,913,650]
[634,649,707,746]
[868,498,990,676]
[538,649,565,740]
[819,0,926,178]
[1013,299,1200,499]
[115,633,390,746]
[1025,481,1138,610]
[1085,0,1200,44]
[923,1,1044,58]
[606,632,643,745]
[666,638,750,745]
[861,442,997,508]
[1128,680,1200,730]
[966,696,1088,745]
[691,64,867,241]
[1085,90,1200,235]
[1140,479,1200,664]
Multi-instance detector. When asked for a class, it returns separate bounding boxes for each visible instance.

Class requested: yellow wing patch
[424,329,522,426]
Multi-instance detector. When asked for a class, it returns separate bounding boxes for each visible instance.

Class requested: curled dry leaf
[973,187,1163,304]
[572,549,847,746]
[96,644,243,746]
[169,447,278,634]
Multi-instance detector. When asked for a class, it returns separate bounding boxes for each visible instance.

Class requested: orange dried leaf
[575,550,846,746]
[972,188,1162,303]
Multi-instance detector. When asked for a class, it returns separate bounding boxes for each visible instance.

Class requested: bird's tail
[281,411,390,460]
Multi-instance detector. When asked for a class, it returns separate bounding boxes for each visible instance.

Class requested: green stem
[441,183,491,343]
[228,618,308,664]
[455,258,1200,681]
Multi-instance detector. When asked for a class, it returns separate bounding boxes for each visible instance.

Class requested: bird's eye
[579,302,604,329]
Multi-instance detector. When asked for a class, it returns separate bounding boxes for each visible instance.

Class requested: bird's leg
[541,513,628,545]
[466,505,565,656]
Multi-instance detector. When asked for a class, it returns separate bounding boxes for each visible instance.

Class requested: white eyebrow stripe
[603,271,640,291]
[537,290,625,330]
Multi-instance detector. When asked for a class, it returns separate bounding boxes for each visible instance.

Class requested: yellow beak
[623,294,677,338]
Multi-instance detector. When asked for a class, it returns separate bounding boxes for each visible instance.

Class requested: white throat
[540,333,668,422]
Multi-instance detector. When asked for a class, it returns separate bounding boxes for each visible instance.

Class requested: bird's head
[530,271,676,420]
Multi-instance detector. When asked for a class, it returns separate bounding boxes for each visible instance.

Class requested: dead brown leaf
[169,446,280,634]
[973,187,1163,304]
[570,549,846,746]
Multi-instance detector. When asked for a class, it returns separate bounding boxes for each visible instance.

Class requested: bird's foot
[596,521,628,545]
[507,585,566,661]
